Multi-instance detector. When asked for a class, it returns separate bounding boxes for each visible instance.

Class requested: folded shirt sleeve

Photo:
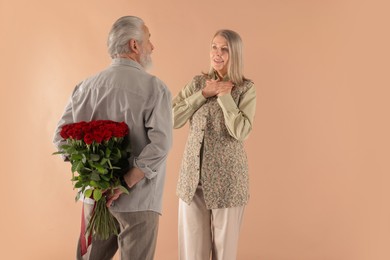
[134,85,173,180]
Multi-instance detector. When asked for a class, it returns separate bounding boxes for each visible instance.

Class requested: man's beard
[140,51,152,70]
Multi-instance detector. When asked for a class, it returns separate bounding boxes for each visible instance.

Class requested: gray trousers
[77,203,159,260]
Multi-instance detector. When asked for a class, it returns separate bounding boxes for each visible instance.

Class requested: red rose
[112,122,128,137]
[73,128,84,140]
[103,130,112,141]
[60,120,129,143]
[60,127,70,139]
[90,121,102,128]
[82,125,92,135]
[84,133,94,145]
[106,123,117,133]
[93,130,104,144]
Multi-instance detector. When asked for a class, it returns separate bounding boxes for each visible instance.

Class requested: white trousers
[178,186,245,260]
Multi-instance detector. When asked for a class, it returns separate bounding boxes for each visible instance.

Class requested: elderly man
[53,16,172,260]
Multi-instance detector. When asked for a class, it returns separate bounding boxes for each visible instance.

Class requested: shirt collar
[111,58,144,71]
[212,70,230,81]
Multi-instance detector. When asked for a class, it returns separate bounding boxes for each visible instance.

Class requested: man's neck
[116,53,139,64]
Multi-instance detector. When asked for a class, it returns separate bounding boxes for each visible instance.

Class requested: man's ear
[129,39,139,54]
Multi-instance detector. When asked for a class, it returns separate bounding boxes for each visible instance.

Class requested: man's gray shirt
[53,58,172,214]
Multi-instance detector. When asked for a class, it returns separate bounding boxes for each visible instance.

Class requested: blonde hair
[208,29,246,86]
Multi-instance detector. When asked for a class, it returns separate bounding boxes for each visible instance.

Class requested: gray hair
[107,16,145,58]
[209,29,245,86]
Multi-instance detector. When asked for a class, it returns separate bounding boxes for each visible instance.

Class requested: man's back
[55,58,172,213]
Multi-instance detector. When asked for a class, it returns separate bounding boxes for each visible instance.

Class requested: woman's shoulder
[243,78,254,87]
[193,73,211,82]
[189,74,209,87]
[238,78,255,93]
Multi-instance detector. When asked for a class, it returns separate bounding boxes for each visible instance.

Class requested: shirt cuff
[133,158,158,179]
[186,90,207,109]
[217,94,239,116]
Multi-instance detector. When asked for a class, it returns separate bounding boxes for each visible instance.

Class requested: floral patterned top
[173,74,256,209]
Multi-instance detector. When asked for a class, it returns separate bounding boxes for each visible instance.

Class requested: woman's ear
[129,39,139,54]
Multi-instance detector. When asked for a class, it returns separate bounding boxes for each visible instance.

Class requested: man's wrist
[120,175,128,188]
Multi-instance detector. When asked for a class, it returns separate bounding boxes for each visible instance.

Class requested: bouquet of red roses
[54,120,130,240]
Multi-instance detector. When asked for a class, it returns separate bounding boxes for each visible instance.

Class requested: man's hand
[123,167,145,188]
[106,188,124,207]
[105,167,146,207]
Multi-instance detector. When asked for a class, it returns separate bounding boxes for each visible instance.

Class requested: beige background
[1,0,390,259]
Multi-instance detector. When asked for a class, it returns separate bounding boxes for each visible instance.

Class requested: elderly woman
[173,29,256,260]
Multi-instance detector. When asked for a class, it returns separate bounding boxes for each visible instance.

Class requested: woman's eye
[222,48,229,53]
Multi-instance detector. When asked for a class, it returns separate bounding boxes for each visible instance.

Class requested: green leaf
[83,167,92,172]
[100,181,110,190]
[59,144,72,150]
[100,158,108,166]
[71,154,83,161]
[90,172,101,181]
[93,189,102,201]
[107,160,113,169]
[71,162,78,173]
[82,154,87,164]
[75,192,81,202]
[115,148,122,158]
[94,164,108,174]
[118,185,129,195]
[105,147,111,158]
[90,180,98,187]
[74,181,83,188]
[71,161,83,173]
[90,154,100,161]
[101,175,110,181]
[52,151,65,155]
[84,189,93,198]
